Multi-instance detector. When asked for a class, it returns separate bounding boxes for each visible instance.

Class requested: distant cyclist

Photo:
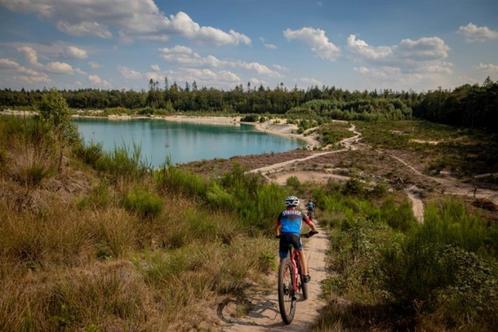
[275,196,318,282]
[306,199,315,220]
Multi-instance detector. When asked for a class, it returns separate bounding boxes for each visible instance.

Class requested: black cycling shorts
[279,233,303,258]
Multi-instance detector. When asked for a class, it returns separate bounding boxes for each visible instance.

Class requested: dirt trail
[219,221,329,331]
[247,124,361,177]
[389,153,498,206]
[405,185,425,224]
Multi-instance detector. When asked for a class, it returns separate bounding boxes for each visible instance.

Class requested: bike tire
[278,258,296,324]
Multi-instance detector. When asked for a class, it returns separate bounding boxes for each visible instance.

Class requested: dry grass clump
[0,114,279,330]
[0,260,154,332]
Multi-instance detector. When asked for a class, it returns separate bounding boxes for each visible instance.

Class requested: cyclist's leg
[298,250,309,277]
[279,234,291,260]
[289,234,310,278]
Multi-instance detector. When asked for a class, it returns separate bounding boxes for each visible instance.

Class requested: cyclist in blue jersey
[274,196,318,282]
[306,199,315,220]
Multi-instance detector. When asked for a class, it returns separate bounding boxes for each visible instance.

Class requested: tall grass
[156,163,287,233]
[0,115,281,330]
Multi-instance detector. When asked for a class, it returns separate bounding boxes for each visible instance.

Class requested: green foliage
[156,163,287,233]
[37,90,70,130]
[78,182,112,210]
[285,176,301,190]
[240,114,259,122]
[73,141,104,166]
[414,79,498,132]
[156,164,209,197]
[122,187,162,218]
[93,144,150,182]
[379,199,498,326]
[380,199,416,232]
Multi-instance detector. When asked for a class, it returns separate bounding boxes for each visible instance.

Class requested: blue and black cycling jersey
[277,208,306,234]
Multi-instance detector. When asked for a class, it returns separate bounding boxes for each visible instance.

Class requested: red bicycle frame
[288,247,302,295]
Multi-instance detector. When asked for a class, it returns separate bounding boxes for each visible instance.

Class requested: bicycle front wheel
[278,258,296,324]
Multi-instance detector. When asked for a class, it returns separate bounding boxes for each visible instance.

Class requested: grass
[0,115,278,331]
[314,181,498,331]
[318,121,353,146]
[357,120,498,177]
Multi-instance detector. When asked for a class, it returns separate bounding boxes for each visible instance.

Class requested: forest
[0,77,496,132]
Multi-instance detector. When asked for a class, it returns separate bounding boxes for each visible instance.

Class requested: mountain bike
[277,230,318,324]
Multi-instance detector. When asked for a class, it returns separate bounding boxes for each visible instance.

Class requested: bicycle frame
[288,247,302,294]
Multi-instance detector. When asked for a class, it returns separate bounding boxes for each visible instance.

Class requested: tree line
[0,77,496,132]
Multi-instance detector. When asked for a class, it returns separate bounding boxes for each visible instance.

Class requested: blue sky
[0,0,497,91]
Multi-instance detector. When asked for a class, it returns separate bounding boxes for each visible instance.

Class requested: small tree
[37,90,72,171]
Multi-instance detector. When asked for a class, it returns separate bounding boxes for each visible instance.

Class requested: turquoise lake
[74,118,303,166]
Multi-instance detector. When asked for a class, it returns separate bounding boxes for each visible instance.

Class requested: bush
[240,114,259,122]
[94,144,150,182]
[380,199,497,314]
[380,199,416,232]
[285,176,301,190]
[73,141,104,166]
[122,187,162,218]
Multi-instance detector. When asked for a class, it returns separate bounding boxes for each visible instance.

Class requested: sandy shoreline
[1,109,318,149]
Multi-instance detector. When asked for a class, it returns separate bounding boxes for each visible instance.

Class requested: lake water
[74,118,303,166]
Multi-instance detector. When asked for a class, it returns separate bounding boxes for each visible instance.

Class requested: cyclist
[306,199,315,220]
[275,196,318,283]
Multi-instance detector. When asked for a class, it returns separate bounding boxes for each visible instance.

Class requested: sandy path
[219,221,329,331]
[248,124,361,177]
[389,153,498,206]
[405,185,425,224]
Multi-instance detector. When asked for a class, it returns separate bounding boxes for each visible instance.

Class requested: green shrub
[78,182,112,209]
[155,164,209,197]
[380,199,416,232]
[95,144,149,182]
[73,141,104,166]
[122,187,162,218]
[380,199,497,310]
[286,176,301,189]
[206,182,234,209]
[342,178,366,196]
[241,114,259,122]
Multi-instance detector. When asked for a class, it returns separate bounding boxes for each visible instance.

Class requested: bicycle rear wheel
[278,258,296,324]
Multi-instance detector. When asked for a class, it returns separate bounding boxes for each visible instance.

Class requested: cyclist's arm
[303,215,317,232]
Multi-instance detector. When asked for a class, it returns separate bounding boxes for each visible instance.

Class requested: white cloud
[57,21,112,38]
[476,63,498,79]
[458,23,498,42]
[17,46,40,66]
[477,63,498,73]
[0,57,49,83]
[159,45,281,76]
[259,37,277,49]
[296,77,323,87]
[347,34,392,60]
[118,66,144,80]
[283,27,340,61]
[88,61,101,69]
[66,46,88,59]
[348,34,452,88]
[46,61,74,74]
[88,74,111,87]
[150,64,160,72]
[249,78,267,87]
[0,0,250,46]
[167,11,251,45]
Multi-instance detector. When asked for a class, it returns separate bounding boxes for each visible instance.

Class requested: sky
[0,0,497,91]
